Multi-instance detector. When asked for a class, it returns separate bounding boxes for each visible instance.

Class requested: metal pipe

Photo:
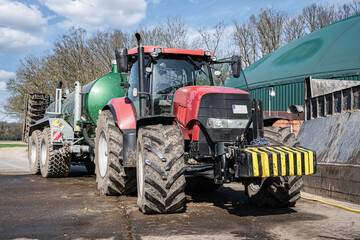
[252,99,258,140]
[136,33,147,117]
[269,88,271,116]
[258,99,264,138]
[73,81,82,131]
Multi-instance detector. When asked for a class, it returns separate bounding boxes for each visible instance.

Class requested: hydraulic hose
[301,196,360,214]
[83,126,95,148]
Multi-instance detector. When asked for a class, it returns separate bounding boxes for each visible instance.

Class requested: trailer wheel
[39,128,71,178]
[28,130,42,174]
[245,126,304,207]
[95,110,136,195]
[186,177,222,192]
[137,124,186,214]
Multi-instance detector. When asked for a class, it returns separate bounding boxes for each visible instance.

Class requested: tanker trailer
[24,61,127,177]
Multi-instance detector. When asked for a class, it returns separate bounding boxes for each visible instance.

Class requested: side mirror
[231,55,241,78]
[115,47,128,72]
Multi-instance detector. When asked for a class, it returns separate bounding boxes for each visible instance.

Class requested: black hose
[83,127,95,148]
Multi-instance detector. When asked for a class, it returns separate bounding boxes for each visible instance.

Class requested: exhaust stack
[136,33,147,117]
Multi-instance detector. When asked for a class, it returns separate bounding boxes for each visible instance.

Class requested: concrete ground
[0,147,359,240]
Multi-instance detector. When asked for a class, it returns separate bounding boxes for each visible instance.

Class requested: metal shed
[225,13,360,112]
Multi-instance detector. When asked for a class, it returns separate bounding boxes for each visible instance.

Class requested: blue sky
[0,0,352,122]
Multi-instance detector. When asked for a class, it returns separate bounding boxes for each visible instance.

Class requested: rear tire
[245,126,304,207]
[95,110,136,195]
[137,124,186,214]
[28,130,42,175]
[39,128,71,178]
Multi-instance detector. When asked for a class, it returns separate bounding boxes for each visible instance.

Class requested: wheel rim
[248,178,264,196]
[30,141,37,164]
[138,148,144,197]
[40,139,47,166]
[98,131,108,178]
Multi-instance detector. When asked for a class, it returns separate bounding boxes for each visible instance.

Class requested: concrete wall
[297,111,360,203]
[303,163,360,204]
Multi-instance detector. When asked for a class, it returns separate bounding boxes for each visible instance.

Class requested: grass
[0,141,27,148]
[0,144,27,148]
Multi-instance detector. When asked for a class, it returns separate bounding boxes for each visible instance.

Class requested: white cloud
[0,70,15,81]
[0,0,48,32]
[0,27,45,52]
[151,0,160,4]
[0,81,6,91]
[43,0,147,30]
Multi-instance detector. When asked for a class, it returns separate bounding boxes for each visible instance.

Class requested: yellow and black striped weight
[238,146,316,178]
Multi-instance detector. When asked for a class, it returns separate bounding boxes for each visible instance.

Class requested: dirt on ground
[0,147,359,240]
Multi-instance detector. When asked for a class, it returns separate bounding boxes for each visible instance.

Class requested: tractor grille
[196,93,251,156]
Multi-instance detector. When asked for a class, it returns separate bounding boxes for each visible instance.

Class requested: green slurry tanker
[24,33,317,214]
[23,61,127,176]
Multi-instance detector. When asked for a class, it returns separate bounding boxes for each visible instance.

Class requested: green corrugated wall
[248,82,304,111]
[247,76,360,111]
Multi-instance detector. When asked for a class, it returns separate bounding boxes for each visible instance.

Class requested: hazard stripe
[261,147,281,177]
[274,147,294,176]
[266,147,287,176]
[258,147,277,177]
[245,148,260,177]
[289,147,309,175]
[297,147,315,174]
[241,146,316,178]
[283,147,303,175]
[247,147,270,177]
[53,131,62,141]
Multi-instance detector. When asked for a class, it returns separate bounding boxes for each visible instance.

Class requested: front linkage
[212,99,316,186]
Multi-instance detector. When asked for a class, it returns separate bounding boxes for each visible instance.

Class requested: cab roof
[128,46,214,57]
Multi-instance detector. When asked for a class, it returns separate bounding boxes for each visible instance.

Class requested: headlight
[207,118,249,129]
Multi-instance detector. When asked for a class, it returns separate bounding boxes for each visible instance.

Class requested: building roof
[226,14,360,90]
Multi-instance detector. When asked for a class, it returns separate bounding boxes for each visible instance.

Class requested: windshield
[151,56,212,115]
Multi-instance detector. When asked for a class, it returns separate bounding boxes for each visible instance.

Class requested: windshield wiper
[187,56,208,76]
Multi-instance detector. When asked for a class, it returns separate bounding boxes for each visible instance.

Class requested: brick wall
[273,119,304,136]
[263,111,304,136]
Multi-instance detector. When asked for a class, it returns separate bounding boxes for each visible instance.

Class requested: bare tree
[194,21,232,85]
[88,29,131,76]
[302,3,318,32]
[133,17,188,48]
[197,21,227,57]
[5,55,53,114]
[316,5,337,28]
[284,15,306,44]
[349,0,360,14]
[158,17,188,49]
[250,8,287,57]
[233,21,259,67]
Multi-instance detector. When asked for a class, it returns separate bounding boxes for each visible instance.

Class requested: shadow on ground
[186,185,297,217]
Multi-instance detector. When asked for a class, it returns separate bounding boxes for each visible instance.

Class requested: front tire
[137,124,186,214]
[28,130,42,174]
[95,110,136,195]
[245,126,304,207]
[39,128,71,178]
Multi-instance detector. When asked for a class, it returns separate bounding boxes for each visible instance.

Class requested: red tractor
[94,33,316,214]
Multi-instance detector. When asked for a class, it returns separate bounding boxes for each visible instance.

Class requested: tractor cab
[121,46,216,116]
